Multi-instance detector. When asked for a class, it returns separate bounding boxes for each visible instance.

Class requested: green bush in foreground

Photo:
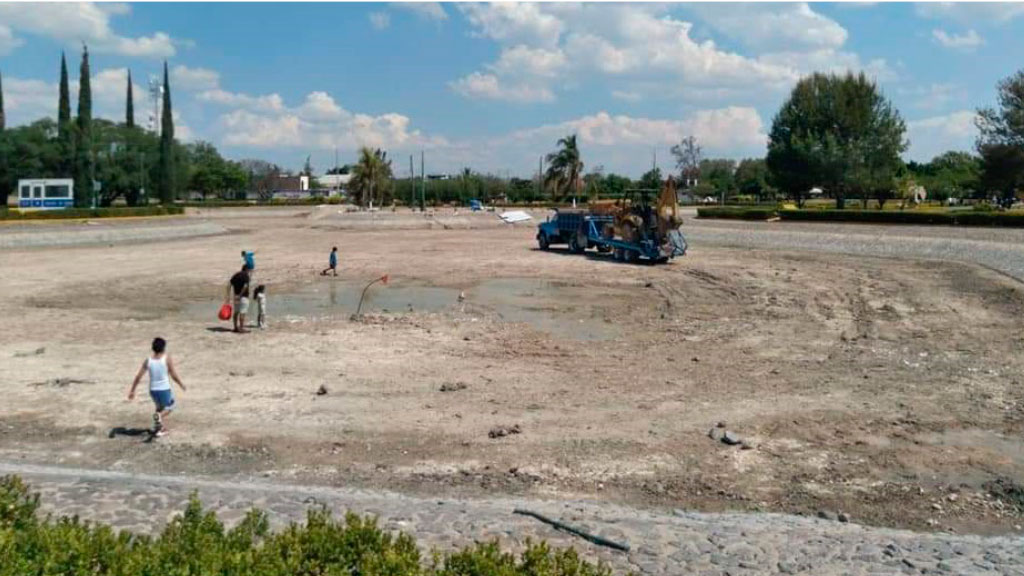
[696,206,778,220]
[0,475,615,576]
[0,206,184,220]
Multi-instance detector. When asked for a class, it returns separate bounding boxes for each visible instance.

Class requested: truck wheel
[538,234,550,250]
[569,234,583,254]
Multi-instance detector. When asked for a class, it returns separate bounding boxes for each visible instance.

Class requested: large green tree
[57,52,73,178]
[699,158,737,202]
[349,147,393,207]
[906,151,981,202]
[158,62,175,203]
[976,70,1024,206]
[74,46,93,208]
[544,134,583,201]
[766,72,907,208]
[734,158,773,200]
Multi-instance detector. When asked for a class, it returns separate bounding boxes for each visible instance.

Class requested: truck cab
[537,210,589,252]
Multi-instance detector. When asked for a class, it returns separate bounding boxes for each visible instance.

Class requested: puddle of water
[188,277,623,341]
[188,280,458,320]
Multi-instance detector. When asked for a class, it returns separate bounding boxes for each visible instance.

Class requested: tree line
[0,48,270,207]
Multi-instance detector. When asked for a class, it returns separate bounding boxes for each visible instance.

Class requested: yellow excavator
[584,177,687,263]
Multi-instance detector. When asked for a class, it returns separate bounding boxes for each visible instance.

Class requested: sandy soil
[1,208,1023,535]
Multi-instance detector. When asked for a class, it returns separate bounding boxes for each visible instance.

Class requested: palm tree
[544,134,584,201]
[350,147,393,207]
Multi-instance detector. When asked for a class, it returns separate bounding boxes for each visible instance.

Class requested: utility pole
[420,150,425,211]
[537,155,543,199]
[409,155,415,209]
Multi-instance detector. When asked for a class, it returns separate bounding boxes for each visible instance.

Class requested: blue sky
[2,2,1023,177]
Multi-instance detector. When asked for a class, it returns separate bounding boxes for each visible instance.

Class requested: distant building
[317,173,352,191]
[9,179,75,210]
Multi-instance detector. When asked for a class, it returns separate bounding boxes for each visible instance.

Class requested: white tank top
[147,356,171,391]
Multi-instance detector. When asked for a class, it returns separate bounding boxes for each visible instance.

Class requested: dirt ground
[2,208,1023,535]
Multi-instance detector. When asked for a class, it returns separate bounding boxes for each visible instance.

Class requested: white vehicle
[10,179,75,210]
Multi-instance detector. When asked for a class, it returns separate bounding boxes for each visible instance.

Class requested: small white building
[9,179,75,210]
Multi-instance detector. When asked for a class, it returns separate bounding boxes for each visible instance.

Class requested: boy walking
[320,247,339,277]
[128,337,186,437]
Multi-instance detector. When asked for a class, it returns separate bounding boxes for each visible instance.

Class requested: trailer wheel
[623,249,638,264]
[613,247,624,261]
[538,234,550,250]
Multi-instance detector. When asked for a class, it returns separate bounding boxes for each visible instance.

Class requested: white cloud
[198,89,285,112]
[1,77,55,124]
[691,3,848,50]
[509,107,767,153]
[490,45,567,78]
[449,72,555,103]
[393,2,447,21]
[932,28,983,51]
[0,2,176,57]
[452,4,891,104]
[0,24,24,56]
[611,90,642,102]
[900,83,966,111]
[916,3,1024,24]
[369,11,391,31]
[211,89,446,153]
[906,110,978,161]
[458,3,564,48]
[172,65,221,92]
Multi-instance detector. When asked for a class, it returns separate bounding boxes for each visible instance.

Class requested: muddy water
[190,277,621,340]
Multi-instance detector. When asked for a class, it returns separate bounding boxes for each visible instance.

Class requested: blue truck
[536,210,613,254]
[537,205,687,264]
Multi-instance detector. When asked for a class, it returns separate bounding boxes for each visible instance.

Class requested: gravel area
[4,462,1022,576]
[0,219,227,249]
[686,218,1024,282]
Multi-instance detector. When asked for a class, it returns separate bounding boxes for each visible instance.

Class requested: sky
[1,2,1023,178]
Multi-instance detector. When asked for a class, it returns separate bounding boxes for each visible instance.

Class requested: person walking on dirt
[227,265,251,333]
[127,337,186,437]
[242,250,255,272]
[320,247,339,277]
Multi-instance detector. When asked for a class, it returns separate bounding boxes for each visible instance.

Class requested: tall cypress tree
[158,61,175,203]
[58,52,73,177]
[125,70,134,128]
[0,70,5,131]
[0,70,7,206]
[74,45,93,208]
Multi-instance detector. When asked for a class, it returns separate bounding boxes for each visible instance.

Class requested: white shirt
[146,355,171,391]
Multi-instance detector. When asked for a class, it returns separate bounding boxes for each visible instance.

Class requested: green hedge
[778,209,1024,227]
[0,205,184,221]
[696,206,778,220]
[0,475,615,576]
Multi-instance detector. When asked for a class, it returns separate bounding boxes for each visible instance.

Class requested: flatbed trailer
[583,217,687,263]
[537,209,687,264]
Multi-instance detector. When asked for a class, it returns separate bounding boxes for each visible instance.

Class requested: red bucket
[218,303,233,321]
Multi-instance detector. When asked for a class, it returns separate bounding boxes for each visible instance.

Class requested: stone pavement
[2,462,1022,575]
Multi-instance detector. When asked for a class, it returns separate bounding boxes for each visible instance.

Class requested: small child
[320,247,339,277]
[254,284,267,329]
[128,337,186,437]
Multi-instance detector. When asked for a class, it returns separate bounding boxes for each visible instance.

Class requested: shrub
[0,476,617,576]
[696,206,778,220]
[778,209,1024,227]
[0,206,184,221]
